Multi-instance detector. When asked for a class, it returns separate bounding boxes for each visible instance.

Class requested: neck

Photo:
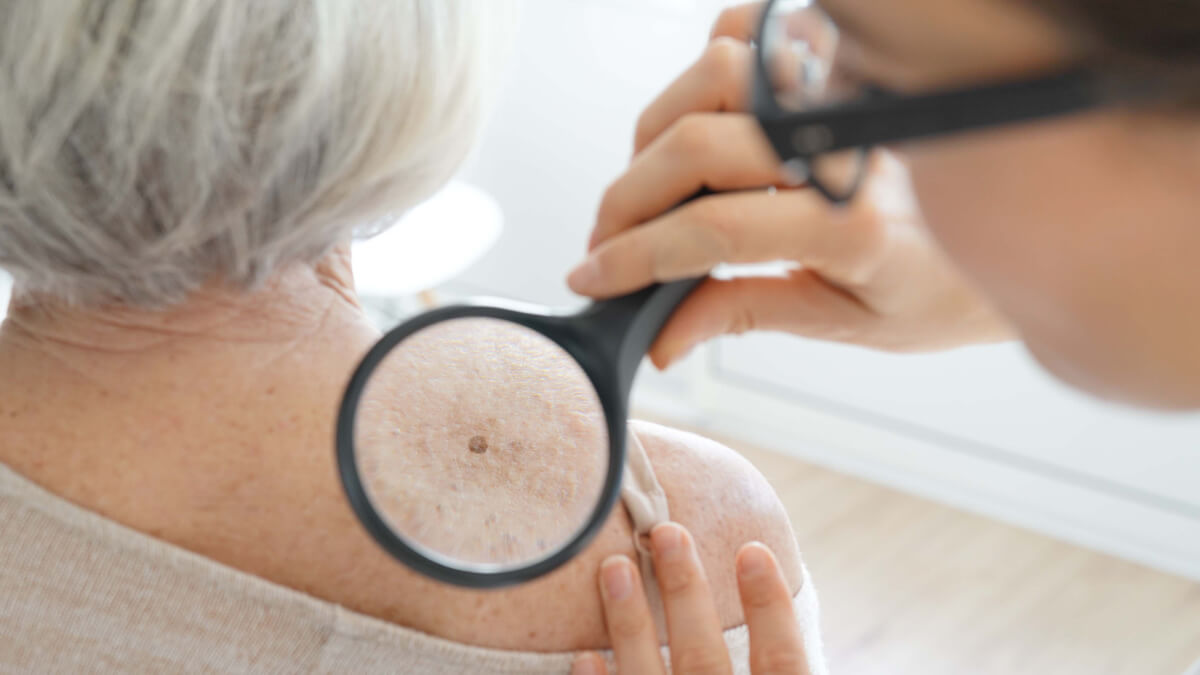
[0,249,377,389]
[0,247,382,495]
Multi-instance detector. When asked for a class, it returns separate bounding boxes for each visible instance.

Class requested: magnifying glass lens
[762,1,842,110]
[352,317,609,571]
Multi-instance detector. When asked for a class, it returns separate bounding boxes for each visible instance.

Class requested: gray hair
[0,1,513,306]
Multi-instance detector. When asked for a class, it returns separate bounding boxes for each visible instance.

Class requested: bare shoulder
[629,419,805,627]
[391,418,806,651]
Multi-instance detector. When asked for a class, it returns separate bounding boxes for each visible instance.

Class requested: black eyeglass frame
[751,0,1131,203]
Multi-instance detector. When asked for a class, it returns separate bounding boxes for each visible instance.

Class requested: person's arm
[568,3,1013,368]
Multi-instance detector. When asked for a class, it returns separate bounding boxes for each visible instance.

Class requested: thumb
[649,272,875,369]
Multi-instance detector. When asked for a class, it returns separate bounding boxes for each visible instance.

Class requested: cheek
[902,125,1073,318]
[896,118,1166,402]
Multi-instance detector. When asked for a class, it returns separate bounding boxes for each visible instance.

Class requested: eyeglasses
[752,0,1146,204]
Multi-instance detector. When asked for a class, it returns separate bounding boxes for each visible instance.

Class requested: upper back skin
[0,274,803,652]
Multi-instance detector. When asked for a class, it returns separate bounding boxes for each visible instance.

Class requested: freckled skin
[0,274,804,652]
[356,318,610,565]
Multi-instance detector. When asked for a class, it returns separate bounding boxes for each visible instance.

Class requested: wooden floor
[689,427,1200,674]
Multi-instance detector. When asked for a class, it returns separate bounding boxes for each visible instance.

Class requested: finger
[647,272,875,368]
[633,37,754,156]
[592,114,785,251]
[598,556,668,675]
[651,523,733,675]
[737,543,811,675]
[709,3,766,42]
[572,189,881,299]
[571,652,610,675]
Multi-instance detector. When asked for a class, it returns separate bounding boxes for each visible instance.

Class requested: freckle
[468,435,488,454]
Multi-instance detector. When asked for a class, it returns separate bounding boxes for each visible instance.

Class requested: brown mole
[468,435,489,454]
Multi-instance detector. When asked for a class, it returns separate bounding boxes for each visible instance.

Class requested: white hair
[0,0,513,306]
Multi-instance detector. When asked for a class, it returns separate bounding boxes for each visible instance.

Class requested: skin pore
[819,0,1200,408]
[0,246,803,651]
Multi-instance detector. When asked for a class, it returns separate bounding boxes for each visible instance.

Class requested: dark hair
[1035,2,1200,101]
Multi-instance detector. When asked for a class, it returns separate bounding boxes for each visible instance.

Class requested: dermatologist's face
[821,0,1200,407]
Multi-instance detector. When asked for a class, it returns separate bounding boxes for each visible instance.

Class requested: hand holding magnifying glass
[569,3,1014,368]
[336,1,1014,590]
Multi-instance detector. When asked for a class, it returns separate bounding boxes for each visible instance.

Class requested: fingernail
[601,557,633,601]
[567,258,600,293]
[651,523,685,560]
[572,653,605,675]
[738,543,771,579]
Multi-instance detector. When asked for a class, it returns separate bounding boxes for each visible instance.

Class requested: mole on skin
[468,435,488,454]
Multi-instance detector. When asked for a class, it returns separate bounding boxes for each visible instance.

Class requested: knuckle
[607,606,650,641]
[596,180,626,229]
[702,37,749,89]
[655,559,700,596]
[740,579,781,611]
[849,198,887,242]
[730,306,758,336]
[672,646,729,675]
[752,648,807,675]
[836,201,890,285]
[648,239,677,281]
[695,202,741,261]
[634,109,657,152]
[651,203,732,279]
[670,114,717,158]
[712,7,738,34]
[728,288,759,336]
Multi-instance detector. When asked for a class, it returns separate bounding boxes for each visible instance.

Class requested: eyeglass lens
[762,0,868,200]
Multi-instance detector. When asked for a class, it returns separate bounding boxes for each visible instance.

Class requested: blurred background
[351,1,1200,672]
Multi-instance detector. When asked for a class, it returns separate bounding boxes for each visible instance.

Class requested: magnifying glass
[337,274,704,588]
[335,0,835,590]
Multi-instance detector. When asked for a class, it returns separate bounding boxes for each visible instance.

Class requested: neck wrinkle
[0,249,378,392]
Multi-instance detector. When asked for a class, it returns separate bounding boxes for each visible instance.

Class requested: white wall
[453,0,1200,581]
[457,0,738,305]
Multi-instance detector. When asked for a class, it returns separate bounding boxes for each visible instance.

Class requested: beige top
[0,436,825,674]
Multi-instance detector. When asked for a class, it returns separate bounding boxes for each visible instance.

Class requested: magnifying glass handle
[574,276,706,394]
[575,188,715,390]
[618,277,705,379]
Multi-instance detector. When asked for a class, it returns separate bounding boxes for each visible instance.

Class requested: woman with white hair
[0,2,822,673]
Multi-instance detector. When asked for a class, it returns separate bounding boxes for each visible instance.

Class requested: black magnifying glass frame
[750,0,1145,204]
[337,277,704,589]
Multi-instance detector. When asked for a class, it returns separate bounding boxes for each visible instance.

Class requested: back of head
[0,0,512,306]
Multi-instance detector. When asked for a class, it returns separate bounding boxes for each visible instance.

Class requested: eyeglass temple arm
[758,69,1109,159]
